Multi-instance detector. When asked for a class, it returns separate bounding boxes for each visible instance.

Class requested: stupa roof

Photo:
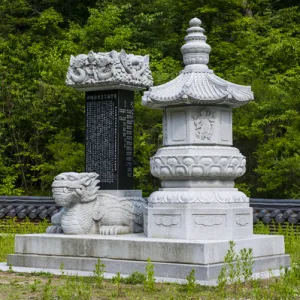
[142,18,254,108]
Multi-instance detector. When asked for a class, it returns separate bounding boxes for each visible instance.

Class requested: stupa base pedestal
[145,204,253,240]
[7,233,289,282]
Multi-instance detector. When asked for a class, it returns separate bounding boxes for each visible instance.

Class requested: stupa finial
[181,17,211,69]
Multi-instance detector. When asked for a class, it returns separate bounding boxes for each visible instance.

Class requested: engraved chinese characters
[85,90,134,189]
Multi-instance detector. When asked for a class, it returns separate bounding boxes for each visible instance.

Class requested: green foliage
[39,129,84,191]
[0,0,299,197]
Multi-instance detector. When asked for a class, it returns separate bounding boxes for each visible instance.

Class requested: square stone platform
[7,233,289,281]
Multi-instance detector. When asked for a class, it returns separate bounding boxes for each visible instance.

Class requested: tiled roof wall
[0,196,60,221]
[1,196,300,226]
[251,199,300,226]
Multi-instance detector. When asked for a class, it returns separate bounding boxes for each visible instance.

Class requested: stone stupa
[142,17,254,240]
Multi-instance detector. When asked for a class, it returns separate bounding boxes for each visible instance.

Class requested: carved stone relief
[150,154,246,180]
[192,108,216,141]
[153,215,181,228]
[236,214,250,227]
[193,215,225,227]
[66,50,153,89]
[148,190,248,204]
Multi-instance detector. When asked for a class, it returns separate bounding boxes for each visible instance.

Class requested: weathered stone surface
[13,233,285,265]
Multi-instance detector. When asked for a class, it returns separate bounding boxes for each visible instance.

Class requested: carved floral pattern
[150,153,246,179]
[148,190,248,204]
[66,50,153,89]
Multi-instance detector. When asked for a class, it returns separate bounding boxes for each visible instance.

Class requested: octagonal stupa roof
[142,18,254,108]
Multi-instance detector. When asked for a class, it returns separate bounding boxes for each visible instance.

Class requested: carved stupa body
[142,18,254,240]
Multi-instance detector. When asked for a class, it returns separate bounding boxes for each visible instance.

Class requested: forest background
[0,0,299,198]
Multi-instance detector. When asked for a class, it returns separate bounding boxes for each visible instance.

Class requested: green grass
[254,221,300,263]
[0,218,49,262]
[1,219,300,299]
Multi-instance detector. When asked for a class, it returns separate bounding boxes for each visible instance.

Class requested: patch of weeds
[29,279,41,292]
[42,278,53,300]
[9,279,19,286]
[178,269,197,295]
[112,271,145,285]
[31,271,52,278]
[217,241,254,295]
[254,221,300,263]
[240,247,254,282]
[111,272,125,297]
[59,262,65,276]
[93,258,105,288]
[57,275,92,300]
[268,264,300,299]
[144,258,155,292]
[254,221,271,235]
[7,263,13,273]
[186,269,196,293]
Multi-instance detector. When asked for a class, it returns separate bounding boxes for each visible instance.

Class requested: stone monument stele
[66,49,153,190]
[6,18,290,283]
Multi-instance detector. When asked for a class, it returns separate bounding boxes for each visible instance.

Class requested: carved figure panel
[192,108,216,141]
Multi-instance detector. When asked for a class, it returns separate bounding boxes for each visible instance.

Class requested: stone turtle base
[7,233,290,282]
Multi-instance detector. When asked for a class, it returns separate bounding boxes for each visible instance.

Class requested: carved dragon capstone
[66,50,153,90]
[46,172,146,235]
